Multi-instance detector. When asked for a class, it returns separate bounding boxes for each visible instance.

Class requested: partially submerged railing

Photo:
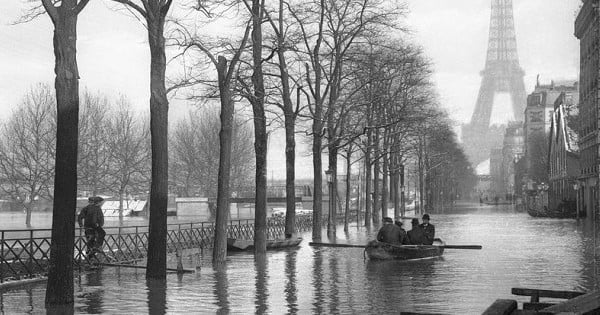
[0,215,315,283]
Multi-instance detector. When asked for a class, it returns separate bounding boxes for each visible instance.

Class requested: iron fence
[0,215,317,283]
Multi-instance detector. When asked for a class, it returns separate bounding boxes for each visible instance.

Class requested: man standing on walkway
[77,196,106,257]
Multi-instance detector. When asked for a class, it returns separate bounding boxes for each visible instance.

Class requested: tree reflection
[146,278,167,314]
[254,253,268,314]
[81,270,104,313]
[284,250,298,313]
[312,249,324,313]
[213,265,230,313]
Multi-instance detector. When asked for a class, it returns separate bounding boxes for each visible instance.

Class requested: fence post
[29,230,34,262]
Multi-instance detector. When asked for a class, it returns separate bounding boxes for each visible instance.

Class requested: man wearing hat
[407,218,426,245]
[420,213,435,245]
[77,196,106,257]
[376,217,402,244]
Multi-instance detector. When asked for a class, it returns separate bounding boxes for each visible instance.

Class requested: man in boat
[407,218,426,245]
[394,219,410,245]
[420,213,435,245]
[77,196,106,258]
[377,217,402,244]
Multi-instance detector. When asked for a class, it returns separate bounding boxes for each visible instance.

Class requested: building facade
[548,92,579,215]
[501,122,524,201]
[575,0,599,218]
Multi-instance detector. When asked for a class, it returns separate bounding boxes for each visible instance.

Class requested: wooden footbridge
[0,215,314,283]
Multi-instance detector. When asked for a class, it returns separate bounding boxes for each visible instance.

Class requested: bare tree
[110,0,174,279]
[78,91,111,196]
[0,84,56,227]
[238,0,269,254]
[106,98,151,222]
[171,8,252,262]
[38,0,91,306]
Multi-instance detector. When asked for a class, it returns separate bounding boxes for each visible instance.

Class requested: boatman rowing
[376,217,403,244]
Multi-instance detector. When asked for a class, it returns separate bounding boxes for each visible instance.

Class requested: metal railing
[0,215,316,283]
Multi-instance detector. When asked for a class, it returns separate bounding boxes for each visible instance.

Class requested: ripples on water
[0,203,597,314]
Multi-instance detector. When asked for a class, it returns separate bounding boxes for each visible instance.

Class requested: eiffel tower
[462,0,526,166]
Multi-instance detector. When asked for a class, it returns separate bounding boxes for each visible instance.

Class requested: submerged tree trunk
[213,56,234,264]
[327,144,338,236]
[372,129,380,224]
[344,150,352,232]
[146,15,169,280]
[44,0,87,306]
[250,0,268,254]
[381,148,389,219]
[364,132,372,227]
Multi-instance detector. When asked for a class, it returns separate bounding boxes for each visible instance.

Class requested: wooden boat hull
[227,237,303,252]
[365,239,445,260]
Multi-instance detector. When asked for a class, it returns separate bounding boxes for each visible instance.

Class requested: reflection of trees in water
[365,258,437,312]
[146,279,167,315]
[328,254,340,313]
[213,265,230,313]
[254,254,268,314]
[284,250,298,313]
[74,270,104,314]
[312,249,324,314]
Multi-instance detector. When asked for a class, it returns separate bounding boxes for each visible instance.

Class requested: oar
[442,245,482,250]
[381,242,482,250]
[308,242,365,248]
[309,241,482,250]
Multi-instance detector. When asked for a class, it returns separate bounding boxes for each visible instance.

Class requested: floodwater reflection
[284,250,298,314]
[146,279,167,315]
[254,254,268,314]
[77,269,104,314]
[213,265,229,313]
[0,205,598,313]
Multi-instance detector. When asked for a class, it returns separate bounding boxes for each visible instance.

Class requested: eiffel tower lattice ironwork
[462,0,526,165]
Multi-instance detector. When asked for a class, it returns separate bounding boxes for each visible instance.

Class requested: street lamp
[573,182,580,220]
[325,169,335,235]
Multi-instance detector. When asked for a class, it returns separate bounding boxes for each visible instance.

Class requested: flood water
[0,202,598,314]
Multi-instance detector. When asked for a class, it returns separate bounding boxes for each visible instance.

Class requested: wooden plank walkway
[481,288,599,314]
[542,290,600,314]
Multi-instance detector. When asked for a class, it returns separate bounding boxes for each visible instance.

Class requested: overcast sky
[0,0,581,178]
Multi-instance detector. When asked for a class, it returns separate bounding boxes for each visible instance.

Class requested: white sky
[0,0,581,179]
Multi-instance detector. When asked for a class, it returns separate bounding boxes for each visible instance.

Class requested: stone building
[575,0,598,218]
[523,80,578,187]
[548,92,579,215]
[500,122,524,201]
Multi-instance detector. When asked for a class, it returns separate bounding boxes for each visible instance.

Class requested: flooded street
[0,203,598,314]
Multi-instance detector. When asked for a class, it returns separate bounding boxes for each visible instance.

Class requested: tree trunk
[213,56,234,264]
[271,0,297,239]
[45,5,80,306]
[381,150,389,219]
[400,164,406,217]
[250,0,267,254]
[372,129,380,224]
[119,189,124,225]
[25,203,32,227]
[364,132,372,227]
[312,126,323,241]
[327,144,337,236]
[344,150,351,232]
[146,15,169,280]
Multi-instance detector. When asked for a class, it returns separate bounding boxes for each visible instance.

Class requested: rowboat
[365,238,445,260]
[227,237,303,252]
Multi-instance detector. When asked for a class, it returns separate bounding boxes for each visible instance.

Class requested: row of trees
[28,0,475,307]
[0,86,255,225]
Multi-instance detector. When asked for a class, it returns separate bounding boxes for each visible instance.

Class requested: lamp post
[573,182,580,220]
[325,169,334,236]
